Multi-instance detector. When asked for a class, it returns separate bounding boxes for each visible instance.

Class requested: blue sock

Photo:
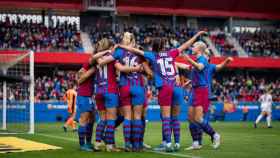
[86,122,94,145]
[171,116,180,144]
[132,119,143,149]
[140,117,146,147]
[162,117,171,143]
[78,125,86,146]
[189,122,200,142]
[196,120,215,138]
[199,112,210,145]
[123,119,131,147]
[105,120,116,145]
[160,114,166,143]
[198,128,203,145]
[95,120,106,143]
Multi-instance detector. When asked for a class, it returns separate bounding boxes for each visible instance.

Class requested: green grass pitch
[1,122,280,158]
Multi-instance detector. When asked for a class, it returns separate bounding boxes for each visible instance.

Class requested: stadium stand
[210,29,238,56]
[233,29,280,57]
[212,74,280,102]
[0,16,83,52]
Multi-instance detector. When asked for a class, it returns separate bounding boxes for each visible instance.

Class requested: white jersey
[259,94,273,112]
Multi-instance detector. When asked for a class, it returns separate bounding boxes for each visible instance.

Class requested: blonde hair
[95,38,113,52]
[193,41,207,53]
[204,48,211,56]
[121,32,136,47]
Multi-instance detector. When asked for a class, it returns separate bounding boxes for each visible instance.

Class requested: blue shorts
[130,85,145,106]
[95,93,119,110]
[120,85,145,106]
[77,96,94,114]
[172,86,185,107]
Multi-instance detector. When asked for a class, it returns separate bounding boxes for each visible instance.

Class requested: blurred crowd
[34,71,76,101]
[212,74,280,102]
[87,23,208,55]
[87,24,243,56]
[0,16,83,52]
[1,71,279,103]
[210,30,238,56]
[1,14,280,57]
[233,29,280,57]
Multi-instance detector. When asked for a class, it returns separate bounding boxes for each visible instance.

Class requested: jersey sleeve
[168,49,180,59]
[209,64,217,74]
[144,51,156,63]
[112,48,123,60]
[197,56,208,70]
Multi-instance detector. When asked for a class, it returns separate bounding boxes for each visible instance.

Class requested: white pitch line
[148,150,203,158]
[37,133,203,158]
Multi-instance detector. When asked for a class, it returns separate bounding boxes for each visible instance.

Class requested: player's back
[116,48,144,86]
[95,53,118,93]
[144,49,179,88]
[78,63,93,97]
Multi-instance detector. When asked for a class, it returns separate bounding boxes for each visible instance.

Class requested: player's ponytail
[122,32,136,47]
[95,38,114,53]
[152,37,166,53]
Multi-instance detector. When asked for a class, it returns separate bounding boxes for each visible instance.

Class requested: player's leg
[171,86,184,151]
[185,106,202,150]
[84,97,95,148]
[255,111,264,128]
[76,96,94,151]
[193,87,220,149]
[78,112,90,150]
[70,113,78,131]
[104,93,120,152]
[194,106,220,149]
[141,104,152,149]
[115,109,125,128]
[64,111,77,131]
[94,94,106,151]
[131,105,143,151]
[171,105,180,151]
[86,110,94,148]
[131,85,145,151]
[95,110,106,150]
[266,111,272,128]
[199,111,211,145]
[120,86,133,151]
[158,85,173,152]
[63,112,74,132]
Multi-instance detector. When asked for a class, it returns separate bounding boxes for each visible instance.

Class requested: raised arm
[184,55,205,71]
[177,31,207,53]
[89,50,111,64]
[77,67,95,85]
[175,62,191,70]
[216,57,233,71]
[114,62,142,73]
[97,55,115,66]
[118,44,145,56]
